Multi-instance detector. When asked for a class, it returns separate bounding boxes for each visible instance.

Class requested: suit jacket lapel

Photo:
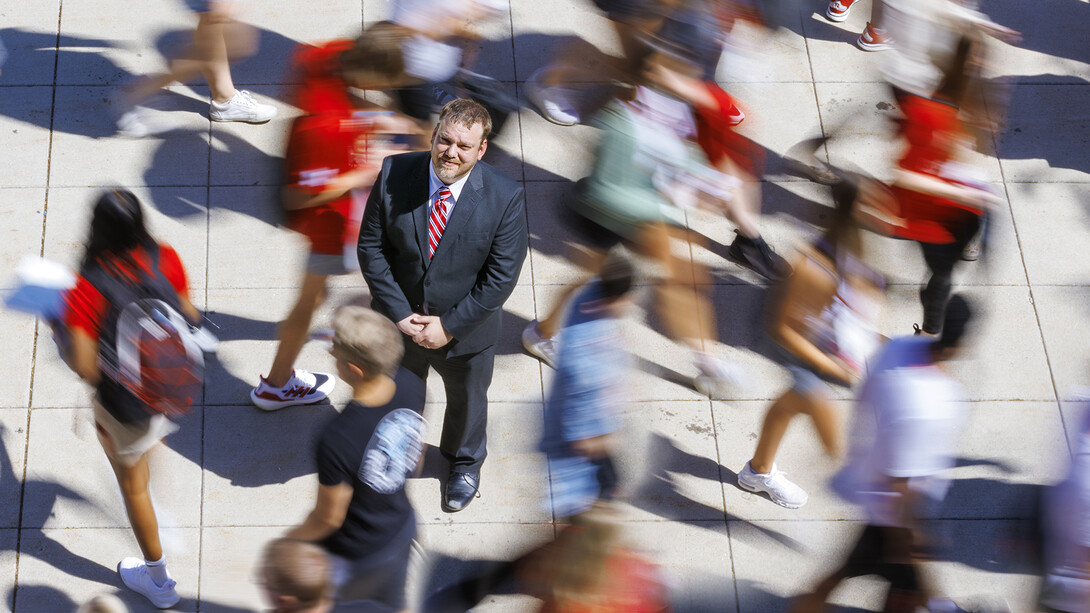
[410,157,432,268]
[430,164,483,264]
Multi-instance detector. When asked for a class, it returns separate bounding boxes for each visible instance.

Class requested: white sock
[145,556,169,587]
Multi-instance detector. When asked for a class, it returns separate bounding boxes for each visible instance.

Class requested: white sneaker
[209,90,277,123]
[116,107,151,138]
[737,461,808,509]
[522,320,559,368]
[250,369,335,411]
[118,557,180,609]
[117,106,174,138]
[693,354,744,396]
[525,70,580,126]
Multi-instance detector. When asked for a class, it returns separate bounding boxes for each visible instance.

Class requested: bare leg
[194,14,237,103]
[716,158,763,239]
[123,13,253,105]
[266,272,328,387]
[750,390,839,475]
[103,440,163,561]
[638,222,717,347]
[749,390,806,475]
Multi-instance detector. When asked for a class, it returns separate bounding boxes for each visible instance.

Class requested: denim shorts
[777,346,830,397]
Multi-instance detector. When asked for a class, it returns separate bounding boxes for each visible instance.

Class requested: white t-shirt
[848,337,966,527]
[882,0,995,97]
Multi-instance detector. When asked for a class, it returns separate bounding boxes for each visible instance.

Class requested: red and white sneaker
[250,369,335,411]
[723,100,745,126]
[825,0,856,22]
[857,22,894,51]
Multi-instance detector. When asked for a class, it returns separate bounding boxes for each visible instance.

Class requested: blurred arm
[285,482,354,542]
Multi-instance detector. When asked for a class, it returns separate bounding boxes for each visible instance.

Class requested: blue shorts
[777,346,830,397]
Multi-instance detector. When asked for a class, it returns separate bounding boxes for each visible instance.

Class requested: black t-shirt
[317,367,427,560]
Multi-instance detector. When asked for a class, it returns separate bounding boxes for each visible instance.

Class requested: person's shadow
[0,424,120,590]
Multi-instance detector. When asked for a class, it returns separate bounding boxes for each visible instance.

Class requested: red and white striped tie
[428,187,452,258]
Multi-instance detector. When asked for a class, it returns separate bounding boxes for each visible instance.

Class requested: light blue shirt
[427,162,470,218]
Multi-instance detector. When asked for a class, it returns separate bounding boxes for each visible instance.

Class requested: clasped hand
[398,314,452,349]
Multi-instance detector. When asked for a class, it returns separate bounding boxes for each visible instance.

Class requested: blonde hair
[332,306,404,378]
[77,594,128,613]
[261,538,332,610]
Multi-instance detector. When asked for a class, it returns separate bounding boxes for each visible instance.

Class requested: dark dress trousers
[358,151,527,471]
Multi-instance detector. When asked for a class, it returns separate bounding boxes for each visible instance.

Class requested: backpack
[85,246,205,417]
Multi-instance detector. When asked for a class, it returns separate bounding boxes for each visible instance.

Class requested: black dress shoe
[443,471,480,513]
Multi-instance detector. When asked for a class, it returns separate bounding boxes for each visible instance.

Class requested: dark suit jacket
[358,151,527,357]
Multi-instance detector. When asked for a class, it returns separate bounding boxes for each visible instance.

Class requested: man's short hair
[332,306,404,378]
[342,21,408,82]
[261,538,332,610]
[438,98,492,143]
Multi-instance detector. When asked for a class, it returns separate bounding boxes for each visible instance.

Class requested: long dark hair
[825,177,864,264]
[80,189,155,273]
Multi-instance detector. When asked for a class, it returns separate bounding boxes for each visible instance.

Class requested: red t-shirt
[290,39,355,117]
[63,244,188,343]
[694,82,763,177]
[891,95,981,243]
[284,113,369,254]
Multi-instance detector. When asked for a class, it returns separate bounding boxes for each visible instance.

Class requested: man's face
[430,118,487,184]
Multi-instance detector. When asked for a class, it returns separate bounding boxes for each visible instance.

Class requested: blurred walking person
[251,25,416,411]
[60,190,205,608]
[522,49,745,395]
[541,252,635,520]
[737,189,883,509]
[790,295,974,613]
[116,0,276,137]
[1039,396,1090,613]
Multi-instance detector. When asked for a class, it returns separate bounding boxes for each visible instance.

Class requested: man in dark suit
[358,98,527,512]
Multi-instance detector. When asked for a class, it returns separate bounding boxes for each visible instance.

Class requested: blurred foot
[784,137,841,185]
[825,0,857,22]
[525,69,580,126]
[210,90,277,123]
[857,23,894,51]
[738,461,808,509]
[693,353,744,396]
[521,319,559,368]
[727,233,792,282]
[116,107,152,138]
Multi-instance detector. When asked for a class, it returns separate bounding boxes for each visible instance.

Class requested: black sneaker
[727,233,792,282]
